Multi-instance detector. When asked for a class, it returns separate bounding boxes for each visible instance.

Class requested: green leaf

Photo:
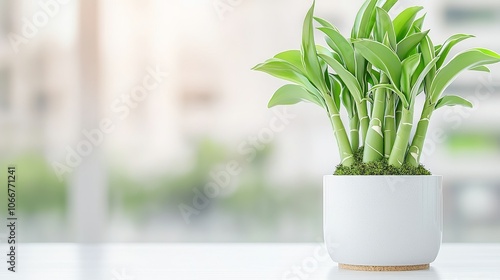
[435,95,473,110]
[324,66,332,88]
[353,39,402,87]
[351,0,378,39]
[314,18,343,57]
[375,7,396,49]
[370,84,409,108]
[316,46,344,74]
[354,51,366,90]
[471,65,490,72]
[436,34,475,69]
[316,45,333,58]
[318,27,356,73]
[410,56,439,100]
[411,57,424,85]
[367,68,380,85]
[319,53,364,104]
[396,30,429,60]
[393,6,424,42]
[268,84,323,108]
[430,48,500,103]
[434,44,443,55]
[274,50,304,72]
[341,86,355,118]
[252,58,306,84]
[381,0,398,12]
[329,74,342,111]
[301,2,328,93]
[410,14,426,33]
[324,37,338,55]
[401,53,421,96]
[332,52,344,64]
[314,17,337,30]
[419,33,435,94]
[253,58,323,101]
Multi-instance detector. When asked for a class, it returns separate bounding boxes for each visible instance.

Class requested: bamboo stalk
[357,99,370,145]
[395,99,403,128]
[384,93,396,159]
[350,113,360,152]
[324,94,355,166]
[388,108,413,167]
[406,100,434,166]
[363,75,387,162]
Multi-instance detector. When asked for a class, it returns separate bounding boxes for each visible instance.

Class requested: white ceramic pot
[323,175,442,270]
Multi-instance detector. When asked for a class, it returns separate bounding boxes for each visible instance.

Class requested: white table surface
[0,243,499,280]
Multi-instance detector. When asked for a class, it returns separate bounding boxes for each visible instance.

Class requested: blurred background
[0,0,499,243]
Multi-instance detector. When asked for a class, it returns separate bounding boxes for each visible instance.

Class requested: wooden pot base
[339,263,429,271]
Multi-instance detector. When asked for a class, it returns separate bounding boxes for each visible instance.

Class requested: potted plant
[253,0,500,271]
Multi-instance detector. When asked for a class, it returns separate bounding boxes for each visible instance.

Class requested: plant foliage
[253,0,500,174]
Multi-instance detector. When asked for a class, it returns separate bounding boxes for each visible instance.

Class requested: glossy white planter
[324,175,442,270]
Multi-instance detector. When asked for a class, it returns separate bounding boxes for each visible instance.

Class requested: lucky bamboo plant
[253,0,500,174]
